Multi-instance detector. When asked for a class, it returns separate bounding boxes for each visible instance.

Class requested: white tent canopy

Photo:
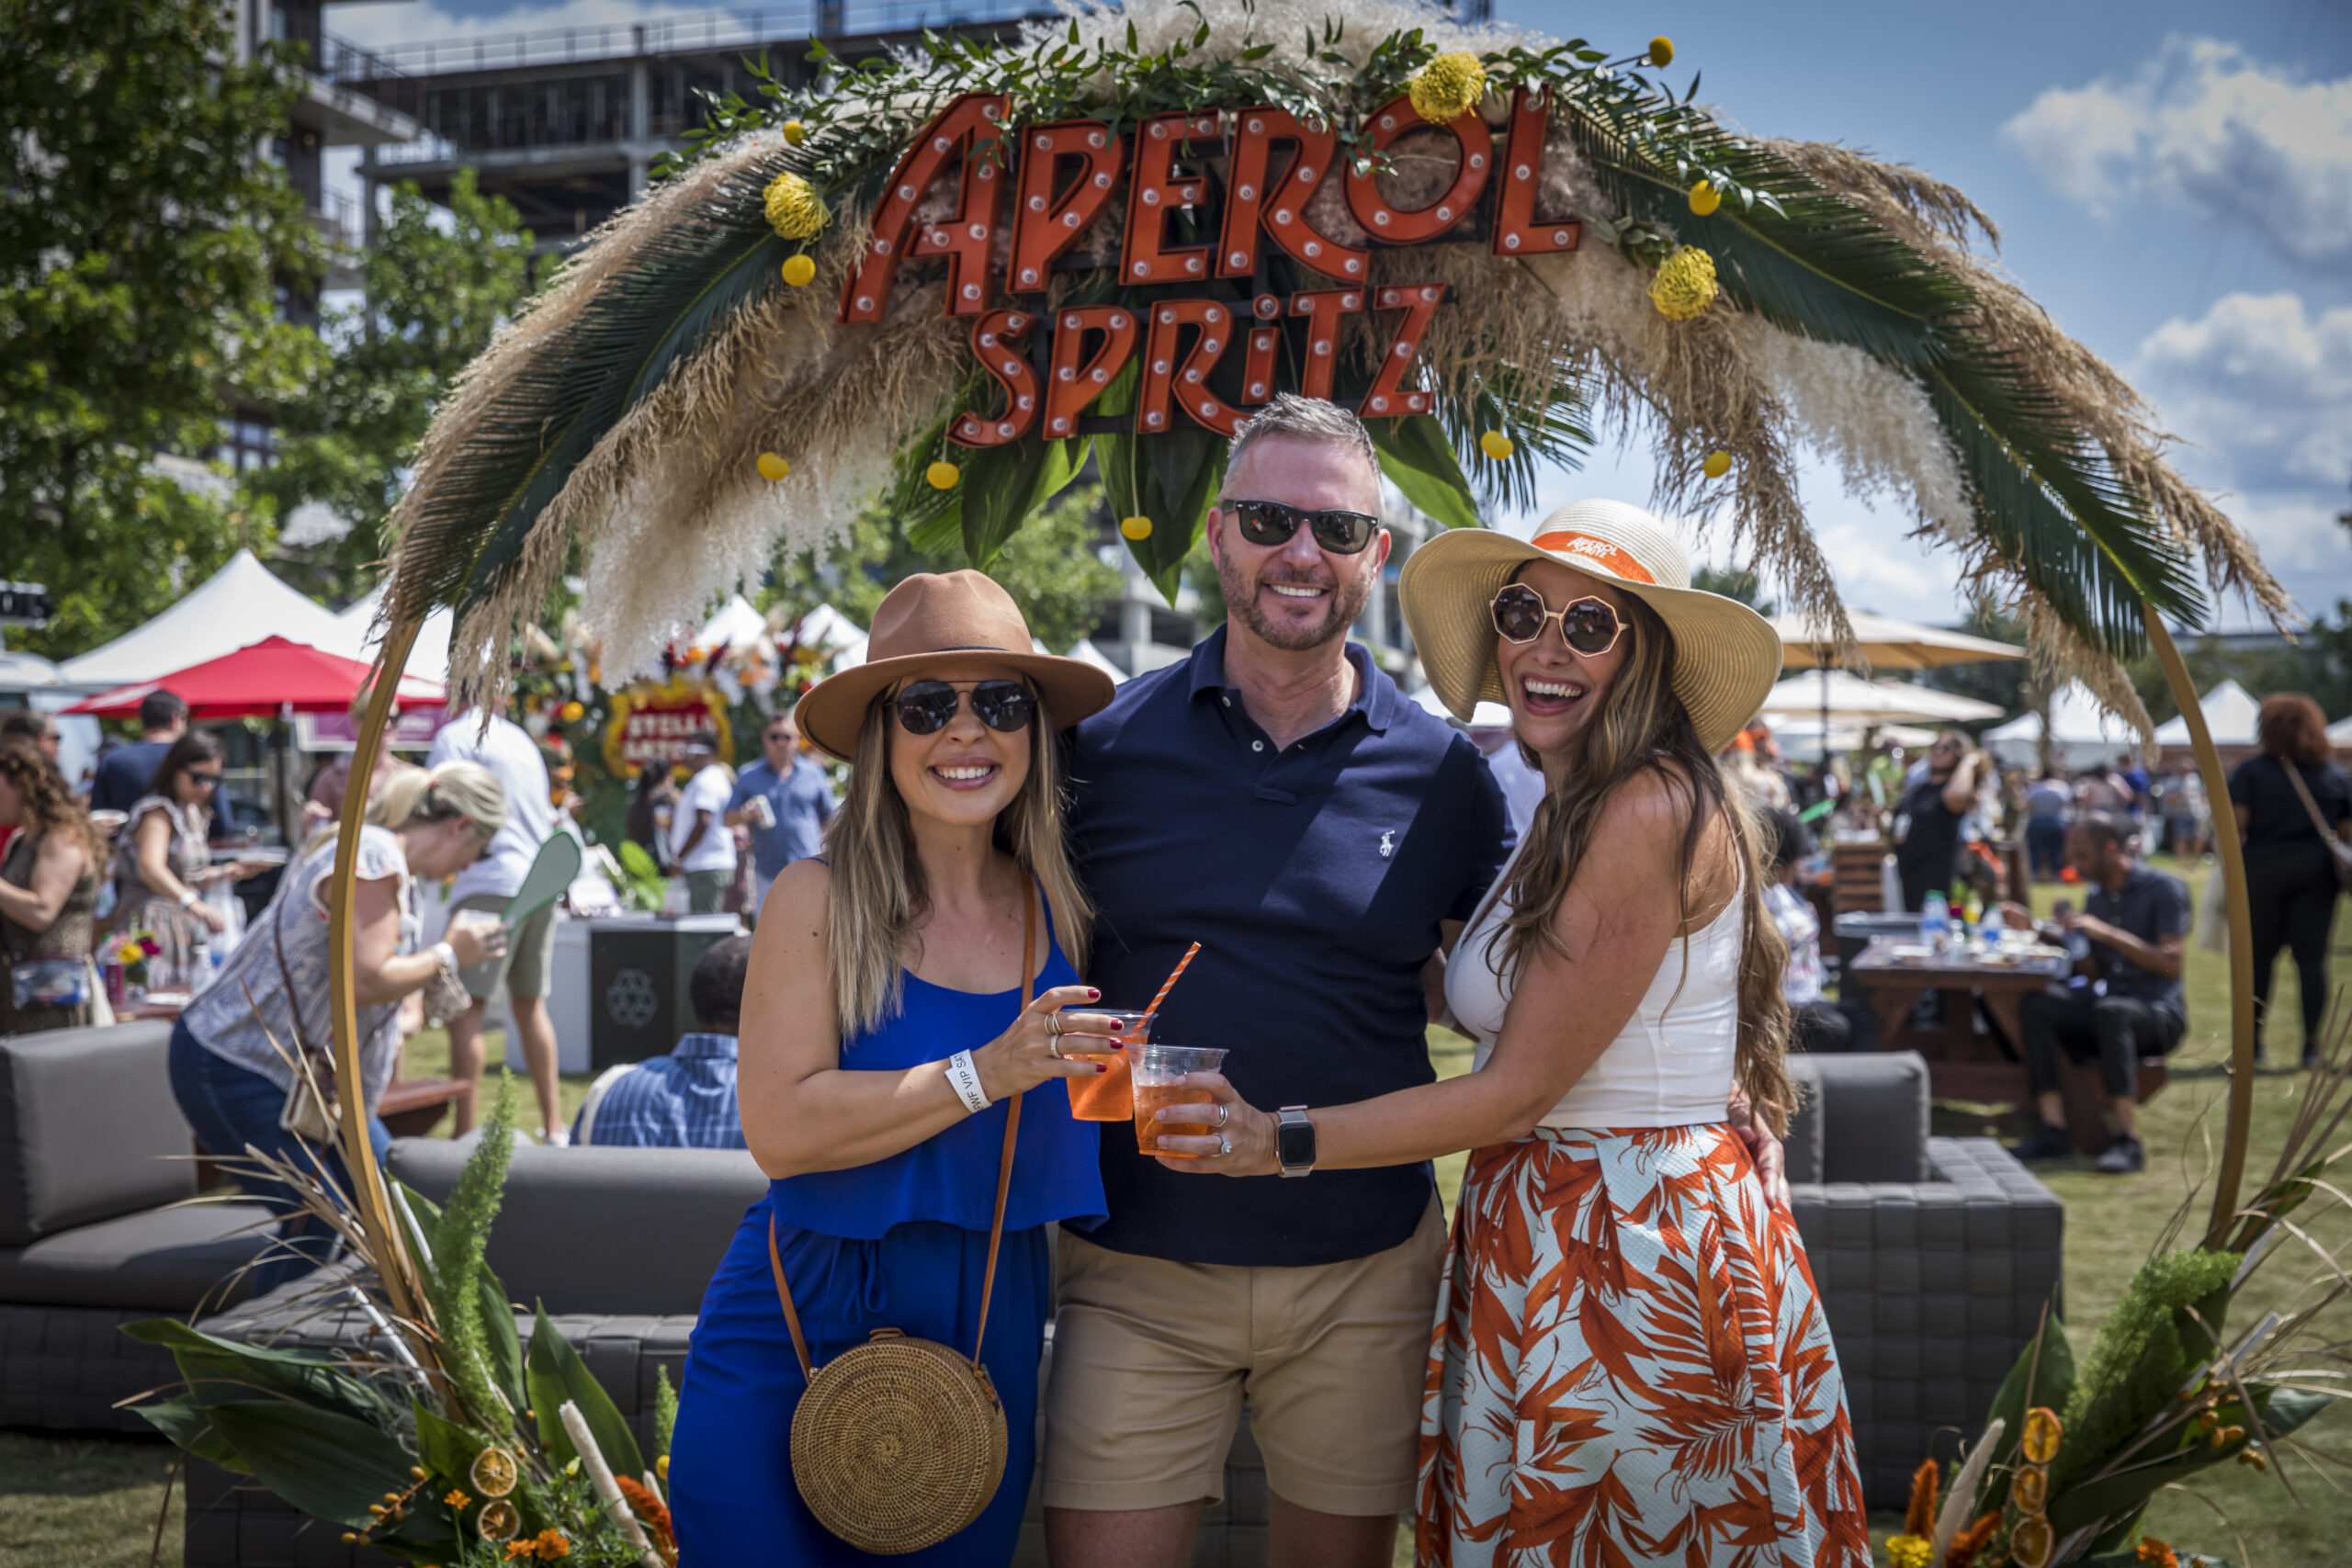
[789,604,869,670]
[1065,637,1128,683]
[1758,669,2003,725]
[2152,679,2260,748]
[1410,686,1514,728]
[58,548,349,688]
[1769,719,1939,761]
[1984,682,2138,769]
[694,594,769,652]
[333,585,454,687]
[2331,713,2352,749]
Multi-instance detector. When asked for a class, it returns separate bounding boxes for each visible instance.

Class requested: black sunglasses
[892,679,1037,737]
[1224,499,1379,556]
[1490,583,1630,657]
[182,768,222,788]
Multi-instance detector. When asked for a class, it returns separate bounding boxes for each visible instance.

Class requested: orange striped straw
[1142,942,1202,1019]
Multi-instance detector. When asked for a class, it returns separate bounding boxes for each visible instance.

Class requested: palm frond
[387,148,795,631]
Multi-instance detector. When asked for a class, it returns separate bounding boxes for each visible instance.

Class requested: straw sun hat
[795,570,1117,761]
[1399,500,1781,754]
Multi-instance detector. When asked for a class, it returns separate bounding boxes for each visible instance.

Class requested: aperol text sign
[839,89,1579,446]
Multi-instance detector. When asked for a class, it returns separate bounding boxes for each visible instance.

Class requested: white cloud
[2136,290,2352,494]
[2002,37,2352,271]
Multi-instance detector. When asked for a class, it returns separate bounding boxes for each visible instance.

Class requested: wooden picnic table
[1843,937,2167,1155]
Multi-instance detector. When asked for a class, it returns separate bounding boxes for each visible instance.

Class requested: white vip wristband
[944,1050,990,1114]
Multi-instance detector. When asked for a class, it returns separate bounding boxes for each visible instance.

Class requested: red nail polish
[1095,1063,1108,1074]
[1088,988,1101,999]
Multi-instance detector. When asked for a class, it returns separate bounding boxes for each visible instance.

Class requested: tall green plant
[431,1073,520,1435]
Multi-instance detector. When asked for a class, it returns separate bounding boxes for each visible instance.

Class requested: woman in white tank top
[1153,503,1868,1567]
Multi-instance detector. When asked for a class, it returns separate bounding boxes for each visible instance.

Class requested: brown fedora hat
[794,570,1117,761]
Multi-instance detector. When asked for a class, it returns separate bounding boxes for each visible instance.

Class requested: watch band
[1275,1105,1316,1178]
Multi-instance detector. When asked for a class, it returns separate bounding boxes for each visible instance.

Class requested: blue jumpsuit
[671,906,1103,1565]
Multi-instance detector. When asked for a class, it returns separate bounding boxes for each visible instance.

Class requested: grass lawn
[7,860,2346,1565]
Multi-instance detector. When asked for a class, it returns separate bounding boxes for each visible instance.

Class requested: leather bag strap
[2281,760,2337,842]
[769,873,1038,1379]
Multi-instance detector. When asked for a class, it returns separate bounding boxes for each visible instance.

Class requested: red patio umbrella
[63,637,443,719]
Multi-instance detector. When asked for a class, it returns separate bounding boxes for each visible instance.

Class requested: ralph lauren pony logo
[1378,830,1396,859]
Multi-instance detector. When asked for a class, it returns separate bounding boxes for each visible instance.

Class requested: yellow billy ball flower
[1688,179,1721,217]
[560,700,585,723]
[925,460,959,491]
[1702,450,1732,479]
[1478,430,1515,461]
[1408,51,1487,124]
[1647,246,1718,321]
[762,173,828,242]
[1883,1536,1932,1568]
[1648,36,1675,67]
[1119,515,1153,540]
[783,119,808,146]
[780,254,817,288]
[756,451,790,481]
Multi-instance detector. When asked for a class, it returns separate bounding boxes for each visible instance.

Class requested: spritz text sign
[837,90,1579,446]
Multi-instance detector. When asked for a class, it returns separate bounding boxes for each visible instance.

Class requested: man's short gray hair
[1225,394,1379,489]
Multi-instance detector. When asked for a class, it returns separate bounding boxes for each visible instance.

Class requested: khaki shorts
[451,893,556,1001]
[1042,1198,1445,1517]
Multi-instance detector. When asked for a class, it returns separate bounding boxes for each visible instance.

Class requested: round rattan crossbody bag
[764,884,1036,1554]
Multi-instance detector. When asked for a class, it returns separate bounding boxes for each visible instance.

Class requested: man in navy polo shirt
[1042,397,1511,1568]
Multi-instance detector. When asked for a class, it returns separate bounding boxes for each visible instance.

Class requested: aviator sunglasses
[1490,582,1631,657]
[891,679,1038,737]
[1224,499,1380,556]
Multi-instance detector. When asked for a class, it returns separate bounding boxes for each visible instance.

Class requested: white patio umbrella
[1770,610,2022,750]
[1771,610,2026,671]
[1757,669,2003,726]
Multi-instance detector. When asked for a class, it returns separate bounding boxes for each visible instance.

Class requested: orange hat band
[1529,531,1658,585]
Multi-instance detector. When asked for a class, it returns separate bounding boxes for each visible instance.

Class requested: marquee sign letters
[840,89,1581,447]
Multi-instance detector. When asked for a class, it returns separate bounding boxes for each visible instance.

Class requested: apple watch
[1275,1106,1316,1178]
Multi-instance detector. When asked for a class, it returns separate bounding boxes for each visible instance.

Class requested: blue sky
[331,0,2352,630]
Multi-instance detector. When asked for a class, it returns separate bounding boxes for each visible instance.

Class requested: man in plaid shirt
[571,936,752,1149]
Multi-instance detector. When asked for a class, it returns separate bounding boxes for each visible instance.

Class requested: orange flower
[443,1489,471,1510]
[2137,1540,2178,1568]
[1902,1457,1939,1538]
[1944,1514,2001,1567]
[616,1474,676,1562]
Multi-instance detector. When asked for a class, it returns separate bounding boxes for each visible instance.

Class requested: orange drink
[1126,1045,1229,1157]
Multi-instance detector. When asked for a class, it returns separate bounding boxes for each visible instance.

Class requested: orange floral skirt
[1417,1124,1871,1568]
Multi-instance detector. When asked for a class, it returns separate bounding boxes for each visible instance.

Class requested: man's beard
[1218,550,1375,652]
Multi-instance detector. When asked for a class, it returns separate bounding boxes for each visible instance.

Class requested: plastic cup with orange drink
[1129,1045,1228,1157]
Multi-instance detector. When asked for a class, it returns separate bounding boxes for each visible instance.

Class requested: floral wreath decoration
[377,0,2286,733]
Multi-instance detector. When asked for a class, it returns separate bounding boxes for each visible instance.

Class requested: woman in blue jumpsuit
[670,572,1121,1565]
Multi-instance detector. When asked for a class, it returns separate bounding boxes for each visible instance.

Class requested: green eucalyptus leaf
[526,1303,644,1480]
[1367,415,1480,531]
[204,1402,415,1530]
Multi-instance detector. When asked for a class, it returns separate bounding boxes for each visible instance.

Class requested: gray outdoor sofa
[0,1020,271,1433]
[0,1014,2058,1558]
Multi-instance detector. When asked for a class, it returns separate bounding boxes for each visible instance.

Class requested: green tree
[253,171,535,602]
[0,0,323,655]
[769,482,1123,653]
[1691,561,1775,615]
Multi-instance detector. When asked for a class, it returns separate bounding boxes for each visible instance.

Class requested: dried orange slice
[469,1447,519,1498]
[2010,1462,2049,1513]
[477,1499,521,1542]
[2009,1512,2055,1568]
[2020,1406,2064,1464]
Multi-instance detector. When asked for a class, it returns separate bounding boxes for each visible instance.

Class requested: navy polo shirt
[1069,626,1512,1268]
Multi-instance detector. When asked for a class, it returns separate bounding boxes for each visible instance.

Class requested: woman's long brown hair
[1488,594,1796,1134]
[0,739,100,863]
[823,689,1091,1041]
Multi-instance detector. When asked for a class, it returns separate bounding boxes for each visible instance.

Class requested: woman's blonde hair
[825,686,1091,1040]
[1490,591,1797,1134]
[367,761,508,837]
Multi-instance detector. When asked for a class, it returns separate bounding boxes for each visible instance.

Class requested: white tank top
[1444,836,1743,1129]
